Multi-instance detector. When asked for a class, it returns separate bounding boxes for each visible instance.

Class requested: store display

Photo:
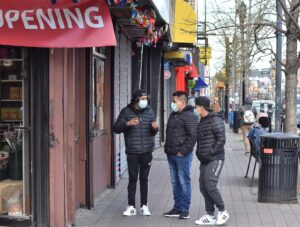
[0,180,23,214]
[0,47,24,215]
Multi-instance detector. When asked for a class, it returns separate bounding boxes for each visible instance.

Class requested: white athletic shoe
[123,206,136,216]
[216,210,229,225]
[140,205,151,216]
[195,214,216,225]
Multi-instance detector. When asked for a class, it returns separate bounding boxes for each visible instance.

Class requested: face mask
[194,108,200,118]
[138,100,148,109]
[171,102,178,112]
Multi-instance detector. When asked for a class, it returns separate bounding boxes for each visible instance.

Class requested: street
[76,126,300,227]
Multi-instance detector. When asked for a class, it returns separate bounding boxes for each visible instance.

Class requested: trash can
[258,133,300,203]
[229,112,234,129]
[233,111,240,133]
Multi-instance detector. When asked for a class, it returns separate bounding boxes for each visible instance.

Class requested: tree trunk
[284,0,300,134]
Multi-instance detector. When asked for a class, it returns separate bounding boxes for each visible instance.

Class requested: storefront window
[0,47,29,218]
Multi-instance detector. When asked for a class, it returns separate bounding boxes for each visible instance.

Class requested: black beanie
[131,89,147,102]
[195,96,211,110]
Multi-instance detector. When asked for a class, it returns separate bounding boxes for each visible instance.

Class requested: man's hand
[151,121,158,129]
[127,118,139,126]
[176,152,183,157]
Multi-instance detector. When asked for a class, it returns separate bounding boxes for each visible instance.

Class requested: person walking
[164,91,198,219]
[113,89,159,217]
[239,97,257,154]
[194,96,229,225]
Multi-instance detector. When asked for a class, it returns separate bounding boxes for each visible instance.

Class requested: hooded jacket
[196,112,226,164]
[113,105,158,154]
[164,105,198,156]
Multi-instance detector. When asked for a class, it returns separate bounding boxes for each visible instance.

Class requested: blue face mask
[171,102,178,112]
[138,100,148,109]
[193,108,200,118]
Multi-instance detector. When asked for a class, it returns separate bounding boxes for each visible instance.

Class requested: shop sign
[0,0,116,47]
[199,46,212,59]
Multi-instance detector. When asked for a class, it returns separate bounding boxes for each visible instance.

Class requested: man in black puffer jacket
[194,96,229,226]
[164,91,198,220]
[113,89,158,217]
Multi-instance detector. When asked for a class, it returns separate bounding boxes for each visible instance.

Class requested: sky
[197,0,278,76]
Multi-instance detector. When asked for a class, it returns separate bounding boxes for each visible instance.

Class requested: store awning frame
[170,0,197,46]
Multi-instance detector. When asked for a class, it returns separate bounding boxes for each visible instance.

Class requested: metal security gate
[113,27,132,183]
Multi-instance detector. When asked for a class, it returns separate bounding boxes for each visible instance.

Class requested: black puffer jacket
[196,112,226,164]
[113,105,158,154]
[165,105,198,156]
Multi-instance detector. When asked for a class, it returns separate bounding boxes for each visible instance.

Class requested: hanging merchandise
[143,25,168,47]
[107,0,138,7]
[131,7,168,47]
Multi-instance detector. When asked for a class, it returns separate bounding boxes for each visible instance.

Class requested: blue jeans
[167,152,193,212]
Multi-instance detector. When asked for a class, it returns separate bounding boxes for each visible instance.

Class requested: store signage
[0,0,116,47]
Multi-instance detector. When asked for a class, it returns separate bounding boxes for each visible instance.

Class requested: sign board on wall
[0,0,116,47]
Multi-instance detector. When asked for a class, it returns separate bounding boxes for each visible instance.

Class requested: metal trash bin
[233,111,240,133]
[258,133,300,203]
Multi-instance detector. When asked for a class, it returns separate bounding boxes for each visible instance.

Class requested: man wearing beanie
[194,96,229,225]
[113,89,158,217]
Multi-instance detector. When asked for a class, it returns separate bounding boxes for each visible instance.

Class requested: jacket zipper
[138,113,144,151]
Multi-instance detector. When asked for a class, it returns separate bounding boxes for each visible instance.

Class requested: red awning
[0,0,116,48]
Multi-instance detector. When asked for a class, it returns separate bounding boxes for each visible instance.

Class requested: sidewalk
[76,126,300,227]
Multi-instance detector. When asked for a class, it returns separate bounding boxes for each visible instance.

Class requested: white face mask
[193,108,200,117]
[138,100,148,109]
[171,102,179,112]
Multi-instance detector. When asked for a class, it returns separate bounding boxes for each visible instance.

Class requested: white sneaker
[216,210,229,225]
[140,205,151,216]
[123,206,136,216]
[195,215,216,225]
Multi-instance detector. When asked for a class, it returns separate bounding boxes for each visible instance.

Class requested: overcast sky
[197,0,278,76]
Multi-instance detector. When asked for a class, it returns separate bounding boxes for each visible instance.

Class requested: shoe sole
[179,215,190,219]
[123,213,137,216]
[164,214,180,218]
[195,222,216,226]
[140,212,151,216]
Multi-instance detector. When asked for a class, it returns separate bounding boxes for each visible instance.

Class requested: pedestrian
[248,113,269,156]
[164,91,198,219]
[188,90,196,106]
[239,97,257,155]
[194,96,229,225]
[211,99,221,113]
[113,89,159,217]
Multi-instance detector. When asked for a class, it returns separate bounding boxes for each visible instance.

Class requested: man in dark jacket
[194,96,229,226]
[113,89,158,217]
[164,91,198,219]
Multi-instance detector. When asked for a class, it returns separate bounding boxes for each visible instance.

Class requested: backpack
[243,108,255,124]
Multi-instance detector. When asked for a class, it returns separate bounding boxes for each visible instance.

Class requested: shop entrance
[0,47,30,219]
[87,48,112,206]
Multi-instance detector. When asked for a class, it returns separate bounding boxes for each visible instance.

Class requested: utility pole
[274,0,282,132]
[225,37,230,122]
[238,1,247,106]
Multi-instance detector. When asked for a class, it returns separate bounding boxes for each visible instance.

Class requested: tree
[207,0,300,133]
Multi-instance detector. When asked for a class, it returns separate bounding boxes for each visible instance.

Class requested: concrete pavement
[76,126,300,227]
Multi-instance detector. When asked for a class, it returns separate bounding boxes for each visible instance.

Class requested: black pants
[127,152,152,207]
[200,160,225,216]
